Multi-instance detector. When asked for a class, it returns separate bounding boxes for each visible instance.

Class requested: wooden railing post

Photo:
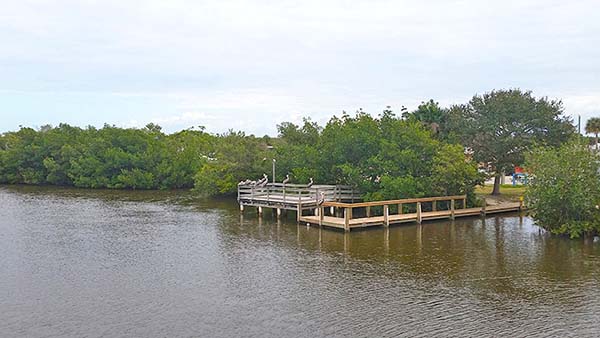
[398,203,403,214]
[450,199,455,220]
[519,196,524,210]
[432,200,437,212]
[463,197,466,209]
[366,206,371,217]
[384,205,389,227]
[481,198,486,216]
[344,207,351,231]
[417,202,422,224]
[319,206,324,226]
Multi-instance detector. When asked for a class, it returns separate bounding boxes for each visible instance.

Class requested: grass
[475,184,527,202]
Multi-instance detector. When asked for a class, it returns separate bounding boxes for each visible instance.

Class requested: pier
[300,195,523,231]
[238,183,360,219]
[239,185,524,231]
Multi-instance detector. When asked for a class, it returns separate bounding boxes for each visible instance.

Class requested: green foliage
[453,89,574,173]
[0,124,214,190]
[445,89,575,194]
[525,141,600,238]
[194,131,269,195]
[585,117,600,149]
[274,109,482,202]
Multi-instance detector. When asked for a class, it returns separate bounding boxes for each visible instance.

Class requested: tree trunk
[492,173,501,195]
[595,133,598,152]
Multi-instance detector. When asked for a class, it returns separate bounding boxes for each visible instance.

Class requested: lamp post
[272,159,276,183]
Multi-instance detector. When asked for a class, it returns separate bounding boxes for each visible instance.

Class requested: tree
[525,141,600,238]
[403,99,447,135]
[449,89,574,195]
[585,117,600,151]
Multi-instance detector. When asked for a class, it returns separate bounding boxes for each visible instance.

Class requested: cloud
[1,0,599,134]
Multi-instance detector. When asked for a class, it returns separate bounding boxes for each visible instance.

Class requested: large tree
[585,117,600,151]
[450,89,574,195]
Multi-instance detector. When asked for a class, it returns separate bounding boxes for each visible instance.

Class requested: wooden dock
[299,195,524,231]
[238,183,361,217]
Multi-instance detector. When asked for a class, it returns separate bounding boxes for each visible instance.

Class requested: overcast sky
[1,0,599,135]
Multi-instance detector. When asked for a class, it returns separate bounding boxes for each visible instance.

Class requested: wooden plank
[323,195,467,208]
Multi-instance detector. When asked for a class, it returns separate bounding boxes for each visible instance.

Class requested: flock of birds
[238,174,314,188]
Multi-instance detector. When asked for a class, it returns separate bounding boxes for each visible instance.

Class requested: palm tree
[585,117,600,151]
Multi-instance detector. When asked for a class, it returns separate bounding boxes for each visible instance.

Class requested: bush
[525,141,600,238]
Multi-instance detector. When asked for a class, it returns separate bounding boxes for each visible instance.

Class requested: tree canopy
[446,89,574,194]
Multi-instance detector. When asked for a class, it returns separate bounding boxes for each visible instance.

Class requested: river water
[1,186,599,337]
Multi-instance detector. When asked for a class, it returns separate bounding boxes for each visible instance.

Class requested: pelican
[282,174,290,185]
[259,179,268,187]
[317,191,325,205]
[306,177,313,188]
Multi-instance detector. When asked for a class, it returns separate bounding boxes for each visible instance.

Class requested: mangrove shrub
[525,141,600,238]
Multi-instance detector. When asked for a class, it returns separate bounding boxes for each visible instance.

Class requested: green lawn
[475,184,526,202]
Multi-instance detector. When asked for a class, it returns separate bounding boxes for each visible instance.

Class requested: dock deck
[300,202,522,230]
[299,195,523,231]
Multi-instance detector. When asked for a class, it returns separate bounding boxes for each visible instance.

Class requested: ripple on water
[1,186,600,337]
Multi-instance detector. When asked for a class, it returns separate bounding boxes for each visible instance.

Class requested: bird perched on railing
[306,177,313,188]
[256,174,267,186]
[238,179,252,186]
[317,191,325,205]
[282,174,290,186]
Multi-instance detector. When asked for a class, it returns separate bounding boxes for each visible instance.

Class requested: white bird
[306,177,314,188]
[282,174,290,185]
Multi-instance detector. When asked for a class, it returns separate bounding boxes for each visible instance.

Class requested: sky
[1,0,599,136]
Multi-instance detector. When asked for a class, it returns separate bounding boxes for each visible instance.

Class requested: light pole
[272,159,276,183]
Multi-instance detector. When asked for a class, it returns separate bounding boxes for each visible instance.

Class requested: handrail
[238,183,361,203]
[322,195,466,208]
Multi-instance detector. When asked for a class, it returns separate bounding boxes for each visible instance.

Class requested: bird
[306,177,314,188]
[282,174,290,186]
[259,178,269,187]
[317,191,325,205]
[237,180,245,186]
[249,180,257,186]
[262,173,268,182]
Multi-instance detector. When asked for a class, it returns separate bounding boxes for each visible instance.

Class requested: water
[1,186,599,337]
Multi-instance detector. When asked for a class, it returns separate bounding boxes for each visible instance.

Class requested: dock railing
[238,183,360,209]
[320,195,468,230]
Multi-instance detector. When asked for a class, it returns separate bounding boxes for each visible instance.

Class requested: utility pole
[272,159,276,183]
[578,115,581,134]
